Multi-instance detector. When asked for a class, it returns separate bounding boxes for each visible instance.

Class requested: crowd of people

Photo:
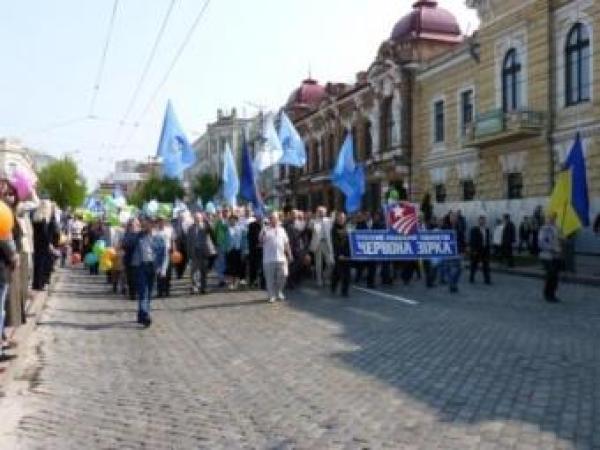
[0,179,67,364]
[59,201,588,330]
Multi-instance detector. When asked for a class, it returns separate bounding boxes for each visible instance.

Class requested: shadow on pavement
[286,281,599,449]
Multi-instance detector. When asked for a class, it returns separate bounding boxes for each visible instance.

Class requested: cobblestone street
[1,267,600,449]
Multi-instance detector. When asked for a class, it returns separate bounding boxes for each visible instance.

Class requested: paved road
[1,267,600,449]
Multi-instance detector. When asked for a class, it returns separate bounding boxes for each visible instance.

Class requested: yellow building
[413,0,599,248]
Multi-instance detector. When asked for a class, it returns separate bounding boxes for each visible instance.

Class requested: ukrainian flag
[548,134,590,237]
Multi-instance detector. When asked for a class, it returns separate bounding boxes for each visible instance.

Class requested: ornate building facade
[278,0,599,250]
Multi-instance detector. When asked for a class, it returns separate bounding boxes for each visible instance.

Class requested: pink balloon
[10,168,36,201]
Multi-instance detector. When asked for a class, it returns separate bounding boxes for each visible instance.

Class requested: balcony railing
[464,109,545,147]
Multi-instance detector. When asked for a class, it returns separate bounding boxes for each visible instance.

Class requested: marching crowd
[59,201,593,329]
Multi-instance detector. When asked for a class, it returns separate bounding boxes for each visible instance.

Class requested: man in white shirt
[309,206,334,287]
[261,212,292,303]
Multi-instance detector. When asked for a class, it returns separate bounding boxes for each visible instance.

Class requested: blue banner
[349,230,458,261]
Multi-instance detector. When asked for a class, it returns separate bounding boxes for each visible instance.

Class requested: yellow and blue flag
[547,134,589,236]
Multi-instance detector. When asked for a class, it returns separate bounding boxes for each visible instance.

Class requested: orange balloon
[170,250,183,265]
[0,200,14,239]
[105,247,117,260]
[71,253,82,264]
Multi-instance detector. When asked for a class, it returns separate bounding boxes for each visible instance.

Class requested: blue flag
[240,139,264,211]
[278,111,306,167]
[156,100,197,179]
[222,143,239,207]
[563,133,590,226]
[331,132,365,213]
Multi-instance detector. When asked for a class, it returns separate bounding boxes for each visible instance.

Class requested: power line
[116,0,178,134]
[120,0,213,149]
[88,0,121,117]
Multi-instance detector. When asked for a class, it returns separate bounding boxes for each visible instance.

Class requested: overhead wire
[113,0,178,145]
[118,0,213,151]
[88,0,121,117]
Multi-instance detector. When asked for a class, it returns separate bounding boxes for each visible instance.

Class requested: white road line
[353,286,419,306]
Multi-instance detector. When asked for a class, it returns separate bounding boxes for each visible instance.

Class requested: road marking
[353,286,419,306]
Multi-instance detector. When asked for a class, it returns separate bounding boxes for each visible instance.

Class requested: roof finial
[308,63,312,80]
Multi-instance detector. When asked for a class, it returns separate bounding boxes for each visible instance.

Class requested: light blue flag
[156,100,197,179]
[278,111,306,167]
[255,112,283,172]
[222,143,239,207]
[331,132,365,213]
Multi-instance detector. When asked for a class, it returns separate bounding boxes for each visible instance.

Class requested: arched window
[566,23,591,106]
[502,49,521,112]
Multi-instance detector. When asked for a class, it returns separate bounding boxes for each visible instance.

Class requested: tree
[37,157,87,209]
[128,174,185,206]
[192,174,220,204]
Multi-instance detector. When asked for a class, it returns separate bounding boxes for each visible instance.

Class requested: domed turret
[391,0,462,44]
[286,78,326,110]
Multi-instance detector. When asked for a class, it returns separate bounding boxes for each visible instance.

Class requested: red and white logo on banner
[387,201,418,236]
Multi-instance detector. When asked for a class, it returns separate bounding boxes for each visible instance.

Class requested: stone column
[368,99,381,155]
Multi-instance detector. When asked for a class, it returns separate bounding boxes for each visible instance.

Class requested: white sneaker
[277,293,286,301]
[268,297,276,303]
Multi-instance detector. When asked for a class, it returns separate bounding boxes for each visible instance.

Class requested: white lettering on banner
[357,241,414,256]
[416,241,453,256]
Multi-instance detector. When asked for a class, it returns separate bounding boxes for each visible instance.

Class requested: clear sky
[0,0,478,189]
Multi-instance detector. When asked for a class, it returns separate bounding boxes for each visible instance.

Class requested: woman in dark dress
[32,200,52,291]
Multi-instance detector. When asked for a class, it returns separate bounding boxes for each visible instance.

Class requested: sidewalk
[0,277,51,383]
[491,254,600,286]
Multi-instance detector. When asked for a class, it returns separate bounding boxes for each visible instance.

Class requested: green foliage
[36,157,87,209]
[128,174,185,206]
[192,173,220,204]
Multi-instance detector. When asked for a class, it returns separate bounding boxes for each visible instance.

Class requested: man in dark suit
[469,215,492,284]
[501,214,516,267]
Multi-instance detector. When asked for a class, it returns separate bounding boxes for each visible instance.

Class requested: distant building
[99,157,161,196]
[0,137,56,178]
[184,108,258,187]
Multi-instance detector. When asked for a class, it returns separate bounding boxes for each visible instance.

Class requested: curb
[490,265,600,287]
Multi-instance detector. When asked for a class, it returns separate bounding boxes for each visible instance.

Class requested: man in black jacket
[331,212,351,297]
[469,215,492,284]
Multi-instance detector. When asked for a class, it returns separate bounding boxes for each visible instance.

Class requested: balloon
[93,240,106,257]
[114,196,127,209]
[158,203,173,219]
[146,200,159,216]
[119,210,132,225]
[170,250,183,265]
[99,256,113,272]
[105,247,117,260]
[107,213,120,226]
[205,201,216,215]
[9,168,37,201]
[84,252,98,266]
[0,201,14,239]
[71,253,81,265]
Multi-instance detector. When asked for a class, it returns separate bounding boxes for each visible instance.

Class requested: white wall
[433,196,600,254]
